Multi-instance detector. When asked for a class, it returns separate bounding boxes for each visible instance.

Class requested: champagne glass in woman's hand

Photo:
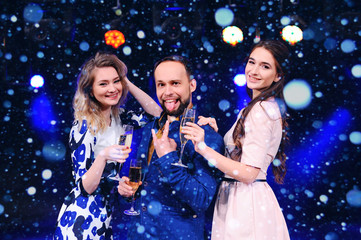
[124,158,142,216]
[108,125,133,181]
[172,108,196,168]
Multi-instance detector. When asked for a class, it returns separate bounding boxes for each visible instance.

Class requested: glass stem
[130,193,135,211]
[179,143,185,163]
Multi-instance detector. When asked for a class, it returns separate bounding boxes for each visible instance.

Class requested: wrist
[95,151,108,164]
[196,141,207,154]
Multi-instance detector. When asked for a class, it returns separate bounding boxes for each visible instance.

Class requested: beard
[161,97,190,117]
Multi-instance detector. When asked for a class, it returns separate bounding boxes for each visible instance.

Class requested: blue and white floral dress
[54,109,148,240]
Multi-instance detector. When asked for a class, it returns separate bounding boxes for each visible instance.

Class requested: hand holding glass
[172,108,196,168]
[124,158,142,216]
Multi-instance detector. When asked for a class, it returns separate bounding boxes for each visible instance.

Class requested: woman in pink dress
[182,40,290,240]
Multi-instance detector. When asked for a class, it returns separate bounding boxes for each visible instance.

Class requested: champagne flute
[124,158,142,216]
[172,108,196,168]
[108,124,133,181]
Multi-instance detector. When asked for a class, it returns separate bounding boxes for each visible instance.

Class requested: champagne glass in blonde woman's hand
[124,158,142,216]
[172,108,196,168]
[108,125,133,181]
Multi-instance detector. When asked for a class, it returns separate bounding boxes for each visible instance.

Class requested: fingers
[197,116,216,126]
[118,176,133,197]
[162,120,170,138]
[182,123,205,144]
[108,145,131,163]
[151,129,157,141]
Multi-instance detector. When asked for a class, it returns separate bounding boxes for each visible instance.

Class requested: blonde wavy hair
[73,52,129,134]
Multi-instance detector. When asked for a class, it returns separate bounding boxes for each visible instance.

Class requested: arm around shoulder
[125,77,162,117]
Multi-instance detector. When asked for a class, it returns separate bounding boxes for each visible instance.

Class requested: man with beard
[118,55,224,240]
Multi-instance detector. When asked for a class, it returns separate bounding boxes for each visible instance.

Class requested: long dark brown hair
[231,40,290,184]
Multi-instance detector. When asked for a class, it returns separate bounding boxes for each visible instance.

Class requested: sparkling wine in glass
[172,108,196,168]
[108,124,133,181]
[124,158,142,216]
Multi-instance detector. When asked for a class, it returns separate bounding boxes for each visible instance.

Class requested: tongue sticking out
[165,100,177,112]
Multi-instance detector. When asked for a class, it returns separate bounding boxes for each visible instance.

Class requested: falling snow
[0,0,360,239]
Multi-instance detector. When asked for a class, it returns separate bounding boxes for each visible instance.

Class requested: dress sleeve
[68,120,95,195]
[241,102,279,168]
[119,107,154,129]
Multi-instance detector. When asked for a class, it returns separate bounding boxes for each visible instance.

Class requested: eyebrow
[97,76,120,82]
[249,57,272,67]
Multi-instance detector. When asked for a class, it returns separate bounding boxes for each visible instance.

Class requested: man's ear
[190,79,197,93]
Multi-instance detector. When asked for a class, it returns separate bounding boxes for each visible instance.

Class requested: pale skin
[125,77,162,117]
[82,67,161,195]
[182,46,280,184]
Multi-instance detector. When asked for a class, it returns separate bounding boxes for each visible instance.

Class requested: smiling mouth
[107,93,118,98]
[248,76,260,82]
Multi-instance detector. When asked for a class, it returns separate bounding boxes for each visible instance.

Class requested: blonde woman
[54,52,161,239]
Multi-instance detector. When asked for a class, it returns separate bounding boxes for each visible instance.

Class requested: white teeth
[165,100,175,102]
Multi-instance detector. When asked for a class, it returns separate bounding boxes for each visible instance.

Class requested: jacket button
[142,206,147,212]
[143,181,148,186]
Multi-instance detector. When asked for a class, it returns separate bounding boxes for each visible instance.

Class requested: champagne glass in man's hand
[172,108,196,168]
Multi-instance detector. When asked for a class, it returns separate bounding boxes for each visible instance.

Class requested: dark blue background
[1,0,360,239]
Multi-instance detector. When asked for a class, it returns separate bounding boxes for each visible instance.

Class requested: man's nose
[164,85,172,95]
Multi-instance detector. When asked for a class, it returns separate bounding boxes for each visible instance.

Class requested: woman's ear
[275,75,282,82]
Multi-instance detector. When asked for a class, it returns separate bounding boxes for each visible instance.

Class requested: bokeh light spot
[215,8,234,27]
[284,79,312,110]
[30,75,44,88]
[137,30,145,39]
[280,16,291,25]
[320,195,328,203]
[349,131,361,145]
[27,186,36,196]
[42,141,66,162]
[315,91,323,98]
[20,55,28,63]
[222,26,243,46]
[340,39,356,53]
[37,51,44,58]
[79,41,90,51]
[23,3,43,23]
[7,89,14,96]
[218,99,230,111]
[346,188,361,207]
[351,64,361,78]
[148,201,162,216]
[0,204,4,215]
[123,46,132,55]
[42,169,52,180]
[233,74,246,86]
[137,225,145,234]
[56,73,64,80]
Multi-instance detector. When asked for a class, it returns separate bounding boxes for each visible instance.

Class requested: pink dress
[211,99,290,240]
